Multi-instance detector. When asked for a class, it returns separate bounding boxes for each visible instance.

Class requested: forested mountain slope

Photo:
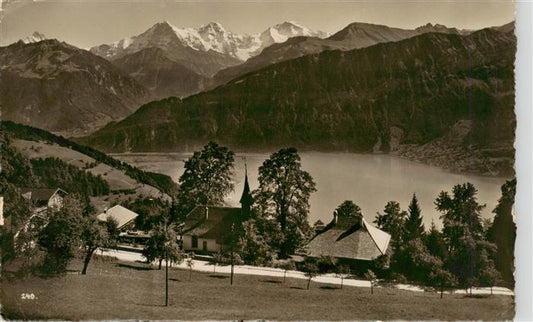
[83,28,515,175]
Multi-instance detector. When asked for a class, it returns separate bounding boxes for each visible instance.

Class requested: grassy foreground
[1,257,514,320]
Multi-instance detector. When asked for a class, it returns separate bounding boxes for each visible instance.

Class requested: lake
[111,152,508,229]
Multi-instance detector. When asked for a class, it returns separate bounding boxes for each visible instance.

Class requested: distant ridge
[82,27,516,176]
[0,39,150,136]
[212,21,472,86]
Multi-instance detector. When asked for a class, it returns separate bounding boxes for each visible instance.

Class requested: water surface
[111,152,507,229]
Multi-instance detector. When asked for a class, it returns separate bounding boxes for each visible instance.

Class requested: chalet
[21,187,68,214]
[12,187,68,241]
[181,170,253,254]
[305,211,391,272]
[97,205,138,231]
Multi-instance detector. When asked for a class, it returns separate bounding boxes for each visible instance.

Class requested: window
[202,241,208,251]
[192,235,198,248]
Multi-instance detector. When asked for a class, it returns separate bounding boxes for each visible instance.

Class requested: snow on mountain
[90,21,327,62]
[21,32,47,44]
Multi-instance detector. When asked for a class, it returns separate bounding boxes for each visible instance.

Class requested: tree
[143,221,183,270]
[395,238,443,283]
[364,270,377,295]
[80,217,118,275]
[301,259,319,290]
[186,252,195,280]
[142,218,183,307]
[175,142,235,219]
[404,194,425,241]
[277,260,296,283]
[425,221,447,260]
[487,178,516,286]
[335,264,350,289]
[38,196,84,274]
[435,182,488,291]
[254,148,316,258]
[239,219,273,266]
[334,200,362,219]
[212,251,224,273]
[374,201,407,248]
[317,255,337,274]
[478,266,500,296]
[428,268,457,298]
[220,251,244,285]
[125,197,170,232]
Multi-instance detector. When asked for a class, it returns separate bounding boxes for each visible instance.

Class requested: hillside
[82,28,515,176]
[213,22,466,86]
[1,121,177,210]
[112,47,210,99]
[0,40,150,136]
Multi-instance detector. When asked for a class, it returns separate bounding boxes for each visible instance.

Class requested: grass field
[1,257,514,320]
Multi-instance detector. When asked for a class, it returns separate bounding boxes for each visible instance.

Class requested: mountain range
[213,22,468,86]
[88,21,328,99]
[81,25,516,176]
[90,21,328,62]
[1,20,516,176]
[0,39,149,136]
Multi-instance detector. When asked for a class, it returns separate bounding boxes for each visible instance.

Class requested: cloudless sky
[0,0,515,48]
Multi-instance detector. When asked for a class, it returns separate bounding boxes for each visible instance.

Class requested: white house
[181,170,253,254]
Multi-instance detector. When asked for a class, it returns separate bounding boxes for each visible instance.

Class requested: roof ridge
[362,217,391,255]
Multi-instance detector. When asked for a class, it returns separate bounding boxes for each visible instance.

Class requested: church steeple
[240,161,253,218]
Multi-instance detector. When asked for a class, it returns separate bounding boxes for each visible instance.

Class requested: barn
[305,211,391,273]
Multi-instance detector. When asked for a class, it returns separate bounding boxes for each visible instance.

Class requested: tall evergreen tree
[425,221,447,260]
[487,178,516,286]
[404,193,425,241]
[253,147,316,258]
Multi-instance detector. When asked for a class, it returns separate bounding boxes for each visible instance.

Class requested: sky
[0,0,515,49]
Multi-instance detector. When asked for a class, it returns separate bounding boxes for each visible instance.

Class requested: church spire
[240,160,253,217]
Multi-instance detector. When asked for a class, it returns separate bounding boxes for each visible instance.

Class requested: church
[181,170,253,254]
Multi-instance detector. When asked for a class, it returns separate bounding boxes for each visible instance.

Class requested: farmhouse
[305,211,391,271]
[97,205,138,231]
[21,187,68,214]
[181,171,252,254]
[11,187,68,241]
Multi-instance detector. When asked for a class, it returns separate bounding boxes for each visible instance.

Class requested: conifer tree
[487,178,516,286]
[404,193,425,241]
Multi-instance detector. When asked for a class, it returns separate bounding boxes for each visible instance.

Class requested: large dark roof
[305,216,391,261]
[182,206,241,244]
[21,188,67,202]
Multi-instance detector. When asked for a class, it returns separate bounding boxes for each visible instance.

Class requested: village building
[97,205,139,231]
[97,205,147,247]
[14,187,68,237]
[21,187,68,215]
[181,170,253,254]
[305,210,391,273]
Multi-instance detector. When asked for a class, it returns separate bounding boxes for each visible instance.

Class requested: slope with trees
[83,28,515,176]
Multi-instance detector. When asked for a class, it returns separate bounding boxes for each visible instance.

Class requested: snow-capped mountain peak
[199,22,227,35]
[90,21,327,62]
[21,32,47,44]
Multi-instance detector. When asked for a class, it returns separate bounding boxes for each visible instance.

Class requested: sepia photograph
[0,0,528,320]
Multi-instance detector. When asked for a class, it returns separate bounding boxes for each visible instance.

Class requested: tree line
[1,139,516,294]
[134,142,516,292]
